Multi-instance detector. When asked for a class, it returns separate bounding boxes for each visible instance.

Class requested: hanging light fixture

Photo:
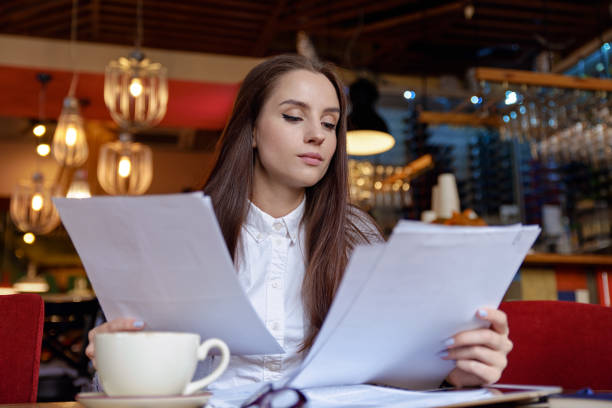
[104,0,168,132]
[97,132,153,195]
[52,96,89,166]
[347,78,395,156]
[34,73,52,157]
[66,169,91,198]
[99,0,161,195]
[52,0,88,168]
[10,172,61,235]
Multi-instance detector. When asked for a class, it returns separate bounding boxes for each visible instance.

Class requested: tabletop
[0,401,561,408]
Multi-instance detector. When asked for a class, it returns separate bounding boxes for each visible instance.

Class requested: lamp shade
[97,134,153,195]
[52,96,89,167]
[10,173,61,235]
[104,52,168,132]
[346,130,396,156]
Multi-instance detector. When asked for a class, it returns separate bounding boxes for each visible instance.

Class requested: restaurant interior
[0,0,611,404]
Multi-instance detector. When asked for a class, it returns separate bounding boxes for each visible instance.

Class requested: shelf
[523,252,612,268]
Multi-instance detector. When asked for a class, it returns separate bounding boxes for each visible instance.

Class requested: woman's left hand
[442,308,513,388]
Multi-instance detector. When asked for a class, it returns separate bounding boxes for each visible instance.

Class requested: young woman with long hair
[86,54,513,391]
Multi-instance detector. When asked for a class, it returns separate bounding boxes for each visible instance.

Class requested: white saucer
[76,392,212,408]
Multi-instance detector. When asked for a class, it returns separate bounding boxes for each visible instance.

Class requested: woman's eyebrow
[279,99,340,114]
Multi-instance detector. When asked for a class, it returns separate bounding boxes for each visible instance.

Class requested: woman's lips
[298,153,323,165]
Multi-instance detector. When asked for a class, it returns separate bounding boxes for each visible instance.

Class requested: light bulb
[31,194,43,211]
[23,233,35,244]
[33,124,46,137]
[65,125,77,146]
[129,77,144,97]
[118,156,132,178]
[36,144,51,157]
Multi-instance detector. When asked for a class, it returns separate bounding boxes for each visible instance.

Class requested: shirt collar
[244,197,305,244]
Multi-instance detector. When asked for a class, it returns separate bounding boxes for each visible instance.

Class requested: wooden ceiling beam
[281,0,410,30]
[448,28,539,42]
[93,23,253,49]
[91,0,100,40]
[0,0,70,24]
[474,67,612,91]
[317,0,464,37]
[141,0,269,22]
[419,111,502,127]
[11,6,91,33]
[100,3,261,31]
[354,0,464,35]
[456,18,594,34]
[98,12,255,42]
[474,6,595,24]
[481,0,595,15]
[252,0,286,57]
[96,31,249,56]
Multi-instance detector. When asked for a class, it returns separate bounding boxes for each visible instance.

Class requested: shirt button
[271,280,280,289]
[271,321,280,331]
[273,222,283,231]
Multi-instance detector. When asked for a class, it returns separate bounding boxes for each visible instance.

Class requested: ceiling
[0,0,610,77]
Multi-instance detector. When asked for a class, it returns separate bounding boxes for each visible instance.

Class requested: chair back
[0,293,44,403]
[499,300,612,391]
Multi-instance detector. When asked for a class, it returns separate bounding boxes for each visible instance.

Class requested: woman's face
[253,69,340,193]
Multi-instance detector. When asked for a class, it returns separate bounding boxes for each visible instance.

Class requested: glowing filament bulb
[33,124,46,137]
[118,156,132,178]
[37,144,51,157]
[65,125,77,146]
[31,194,43,211]
[23,233,36,244]
[129,78,143,97]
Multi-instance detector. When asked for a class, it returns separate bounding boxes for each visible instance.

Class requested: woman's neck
[251,177,305,218]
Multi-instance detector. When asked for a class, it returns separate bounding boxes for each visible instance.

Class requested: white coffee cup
[95,332,230,396]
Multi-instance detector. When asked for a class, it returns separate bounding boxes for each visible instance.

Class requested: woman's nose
[303,123,325,145]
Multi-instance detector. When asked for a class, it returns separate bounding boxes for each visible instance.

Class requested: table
[0,401,565,408]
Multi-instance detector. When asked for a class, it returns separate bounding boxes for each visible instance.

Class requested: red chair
[0,293,44,403]
[499,300,612,391]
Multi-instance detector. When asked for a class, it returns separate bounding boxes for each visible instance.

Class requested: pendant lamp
[10,172,61,235]
[52,0,88,167]
[104,0,167,132]
[97,133,153,195]
[347,78,395,156]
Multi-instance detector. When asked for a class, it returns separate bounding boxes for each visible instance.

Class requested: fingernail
[478,309,488,317]
[444,338,455,347]
[438,350,449,358]
[133,321,144,328]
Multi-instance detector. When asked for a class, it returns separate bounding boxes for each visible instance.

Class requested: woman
[86,54,512,390]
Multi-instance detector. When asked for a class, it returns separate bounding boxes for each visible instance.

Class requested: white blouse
[204,199,308,390]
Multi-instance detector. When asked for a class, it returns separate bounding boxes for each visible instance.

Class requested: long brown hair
[204,54,378,351]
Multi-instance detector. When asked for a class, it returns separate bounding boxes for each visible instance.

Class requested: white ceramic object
[76,392,211,408]
[95,332,229,396]
[436,173,460,219]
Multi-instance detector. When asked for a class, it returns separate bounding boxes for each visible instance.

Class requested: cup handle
[183,338,230,395]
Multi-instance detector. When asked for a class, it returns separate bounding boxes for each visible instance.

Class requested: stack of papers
[55,193,539,394]
[287,221,540,390]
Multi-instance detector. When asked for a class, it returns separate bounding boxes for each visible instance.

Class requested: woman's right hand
[85,318,145,369]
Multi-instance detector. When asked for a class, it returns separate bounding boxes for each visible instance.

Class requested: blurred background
[0,0,611,400]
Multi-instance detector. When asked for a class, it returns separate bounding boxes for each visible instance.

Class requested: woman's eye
[282,114,302,122]
[322,122,337,130]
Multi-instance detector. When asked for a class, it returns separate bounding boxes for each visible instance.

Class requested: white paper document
[54,193,283,355]
[209,383,494,408]
[289,221,540,390]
